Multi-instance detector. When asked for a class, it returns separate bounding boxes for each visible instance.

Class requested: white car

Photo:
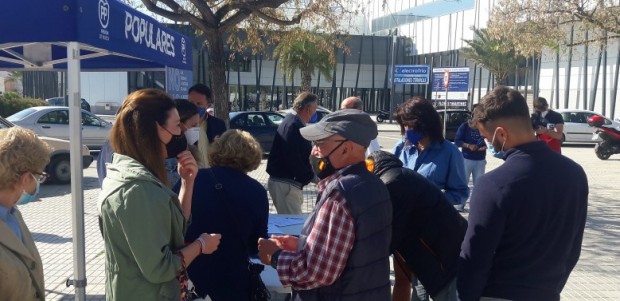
[556,109,620,143]
[0,116,93,184]
[7,106,112,150]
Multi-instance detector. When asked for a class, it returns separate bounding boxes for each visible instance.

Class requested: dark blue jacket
[266,113,314,187]
[454,122,486,161]
[458,141,588,301]
[299,162,392,301]
[174,166,269,300]
[372,152,467,297]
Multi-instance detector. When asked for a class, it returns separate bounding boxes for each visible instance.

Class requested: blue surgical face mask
[485,138,504,159]
[198,108,207,118]
[487,128,507,159]
[17,174,40,205]
[405,129,424,145]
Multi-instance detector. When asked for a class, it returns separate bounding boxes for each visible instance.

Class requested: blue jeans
[458,159,486,210]
[464,159,486,186]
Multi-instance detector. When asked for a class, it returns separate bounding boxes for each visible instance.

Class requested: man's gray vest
[297,162,392,301]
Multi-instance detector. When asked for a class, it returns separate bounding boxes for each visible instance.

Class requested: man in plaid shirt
[259,110,392,301]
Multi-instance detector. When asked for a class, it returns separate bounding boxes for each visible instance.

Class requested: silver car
[0,115,93,184]
[557,109,620,143]
[7,106,112,150]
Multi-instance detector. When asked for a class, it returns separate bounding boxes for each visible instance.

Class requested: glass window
[446,111,470,128]
[82,112,102,126]
[37,110,69,125]
[266,113,284,125]
[247,114,267,127]
[231,114,247,127]
[7,108,36,122]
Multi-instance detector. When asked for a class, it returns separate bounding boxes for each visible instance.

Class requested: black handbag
[207,169,271,301]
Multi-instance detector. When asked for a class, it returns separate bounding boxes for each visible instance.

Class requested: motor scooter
[586,115,620,160]
[376,110,390,123]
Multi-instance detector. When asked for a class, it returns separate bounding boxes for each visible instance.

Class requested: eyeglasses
[32,172,49,184]
[311,139,347,147]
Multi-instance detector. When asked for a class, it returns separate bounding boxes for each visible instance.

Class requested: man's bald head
[341,96,363,111]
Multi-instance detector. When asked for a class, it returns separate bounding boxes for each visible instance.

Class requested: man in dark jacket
[369,151,467,301]
[188,83,226,142]
[266,92,318,214]
[459,86,588,301]
[188,84,226,167]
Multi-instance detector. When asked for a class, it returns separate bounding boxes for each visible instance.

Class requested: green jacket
[99,154,186,301]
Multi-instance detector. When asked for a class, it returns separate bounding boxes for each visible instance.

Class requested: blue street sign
[431,67,470,107]
[393,65,430,85]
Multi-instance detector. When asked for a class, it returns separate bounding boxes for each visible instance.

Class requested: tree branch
[215,0,290,22]
[252,9,303,26]
[188,0,218,26]
[140,0,189,22]
[141,0,212,34]
[220,10,253,31]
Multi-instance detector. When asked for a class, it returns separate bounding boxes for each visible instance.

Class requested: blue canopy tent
[0,0,192,299]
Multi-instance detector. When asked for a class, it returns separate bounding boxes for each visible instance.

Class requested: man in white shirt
[341,96,381,157]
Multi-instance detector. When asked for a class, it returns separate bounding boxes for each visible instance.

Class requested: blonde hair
[208,130,262,173]
[197,119,210,168]
[0,127,52,190]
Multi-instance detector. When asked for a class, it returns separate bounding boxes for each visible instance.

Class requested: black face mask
[309,140,347,180]
[166,134,188,159]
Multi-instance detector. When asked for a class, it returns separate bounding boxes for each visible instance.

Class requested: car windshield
[7,108,37,122]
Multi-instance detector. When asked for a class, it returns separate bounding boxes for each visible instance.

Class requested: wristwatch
[270,249,282,269]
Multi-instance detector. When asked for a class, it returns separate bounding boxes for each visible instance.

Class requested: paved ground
[18,122,620,300]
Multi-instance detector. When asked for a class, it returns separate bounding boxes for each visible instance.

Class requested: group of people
[0,84,587,301]
[257,86,587,301]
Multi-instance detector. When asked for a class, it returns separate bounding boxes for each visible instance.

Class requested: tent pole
[66,42,87,301]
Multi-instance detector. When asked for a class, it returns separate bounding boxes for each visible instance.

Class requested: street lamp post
[389,30,397,123]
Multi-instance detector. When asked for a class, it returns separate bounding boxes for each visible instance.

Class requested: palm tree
[461,28,526,85]
[273,30,334,92]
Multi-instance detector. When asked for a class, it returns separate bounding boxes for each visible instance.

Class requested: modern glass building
[368,0,620,119]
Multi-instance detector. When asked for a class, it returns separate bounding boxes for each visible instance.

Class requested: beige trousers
[268,178,303,214]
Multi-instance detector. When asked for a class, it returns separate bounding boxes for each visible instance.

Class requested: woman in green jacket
[99,89,221,301]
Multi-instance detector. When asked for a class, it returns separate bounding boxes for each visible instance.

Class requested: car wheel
[561,134,566,146]
[47,155,71,184]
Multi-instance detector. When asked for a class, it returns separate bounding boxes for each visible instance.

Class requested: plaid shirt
[276,172,355,290]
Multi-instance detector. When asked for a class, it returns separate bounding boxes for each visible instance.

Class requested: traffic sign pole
[443,70,450,138]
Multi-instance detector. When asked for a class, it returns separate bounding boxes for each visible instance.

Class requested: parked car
[437,109,471,141]
[0,115,93,184]
[229,111,285,153]
[279,106,332,123]
[557,109,620,143]
[7,106,112,150]
[46,96,91,112]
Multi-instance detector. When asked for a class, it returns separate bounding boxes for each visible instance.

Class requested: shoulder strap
[205,168,250,258]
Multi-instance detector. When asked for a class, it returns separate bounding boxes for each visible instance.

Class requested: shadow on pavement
[32,232,72,244]
[39,177,101,198]
[579,187,620,271]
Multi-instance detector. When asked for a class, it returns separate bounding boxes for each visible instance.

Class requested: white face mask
[184,127,201,145]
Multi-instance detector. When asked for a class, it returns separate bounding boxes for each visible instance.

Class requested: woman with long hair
[99,89,221,300]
